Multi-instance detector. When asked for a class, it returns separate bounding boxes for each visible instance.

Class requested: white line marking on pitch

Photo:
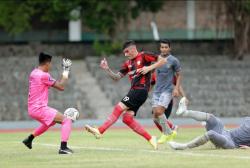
[27,142,250,160]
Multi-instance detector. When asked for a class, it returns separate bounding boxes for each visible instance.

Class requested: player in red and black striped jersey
[85,40,166,150]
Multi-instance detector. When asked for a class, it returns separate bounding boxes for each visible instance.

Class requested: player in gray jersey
[168,97,250,150]
[139,39,183,144]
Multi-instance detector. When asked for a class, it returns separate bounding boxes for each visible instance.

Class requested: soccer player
[169,97,250,150]
[140,39,182,144]
[151,72,189,132]
[84,40,166,150]
[22,52,74,154]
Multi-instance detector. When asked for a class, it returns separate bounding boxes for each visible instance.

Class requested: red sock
[98,104,123,134]
[167,120,174,130]
[122,113,151,141]
[154,120,162,132]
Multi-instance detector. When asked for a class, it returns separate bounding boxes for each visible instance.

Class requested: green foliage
[93,40,122,56]
[0,0,164,36]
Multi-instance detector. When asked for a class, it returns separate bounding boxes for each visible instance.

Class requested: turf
[1,127,250,168]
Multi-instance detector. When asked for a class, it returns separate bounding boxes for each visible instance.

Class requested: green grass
[1,128,250,168]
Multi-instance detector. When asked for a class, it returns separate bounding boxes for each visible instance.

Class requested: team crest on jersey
[166,63,171,69]
[137,61,141,65]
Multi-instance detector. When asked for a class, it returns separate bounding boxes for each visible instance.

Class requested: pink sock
[61,118,72,142]
[167,120,174,130]
[122,113,152,141]
[33,122,56,137]
[99,104,123,134]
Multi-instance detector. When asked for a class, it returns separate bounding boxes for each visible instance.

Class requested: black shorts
[121,89,148,116]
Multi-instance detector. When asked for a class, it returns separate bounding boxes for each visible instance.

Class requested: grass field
[1,127,250,168]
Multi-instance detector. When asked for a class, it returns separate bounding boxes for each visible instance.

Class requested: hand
[172,87,179,97]
[100,57,109,70]
[137,66,151,75]
[62,58,72,78]
[239,145,250,149]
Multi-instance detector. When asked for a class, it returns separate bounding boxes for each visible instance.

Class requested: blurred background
[0,0,249,122]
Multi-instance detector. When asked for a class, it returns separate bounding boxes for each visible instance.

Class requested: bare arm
[138,56,166,75]
[52,76,68,91]
[100,57,122,81]
[173,71,181,97]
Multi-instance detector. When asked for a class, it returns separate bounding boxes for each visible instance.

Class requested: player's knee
[206,130,217,140]
[122,113,133,124]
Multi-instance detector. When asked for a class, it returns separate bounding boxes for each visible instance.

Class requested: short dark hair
[159,39,171,48]
[122,40,136,50]
[39,52,52,65]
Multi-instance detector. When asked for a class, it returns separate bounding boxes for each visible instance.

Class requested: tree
[224,0,250,60]
[0,0,164,38]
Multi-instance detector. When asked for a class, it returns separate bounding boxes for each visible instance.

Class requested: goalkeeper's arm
[53,58,72,91]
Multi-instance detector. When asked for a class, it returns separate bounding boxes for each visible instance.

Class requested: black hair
[122,40,136,50]
[159,39,171,48]
[39,52,52,65]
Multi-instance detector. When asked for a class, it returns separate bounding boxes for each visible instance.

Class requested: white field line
[17,142,250,160]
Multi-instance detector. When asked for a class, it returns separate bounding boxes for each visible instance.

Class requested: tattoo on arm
[105,68,122,81]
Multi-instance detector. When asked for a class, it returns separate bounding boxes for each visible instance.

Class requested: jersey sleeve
[118,61,129,77]
[143,52,158,63]
[173,58,181,72]
[41,73,56,86]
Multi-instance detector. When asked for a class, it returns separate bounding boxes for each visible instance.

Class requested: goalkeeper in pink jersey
[22,52,73,154]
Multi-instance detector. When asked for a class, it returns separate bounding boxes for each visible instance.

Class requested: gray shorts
[152,91,172,108]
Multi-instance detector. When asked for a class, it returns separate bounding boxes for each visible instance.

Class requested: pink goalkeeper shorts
[29,106,57,126]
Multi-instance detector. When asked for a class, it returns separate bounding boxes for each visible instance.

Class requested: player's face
[123,45,136,59]
[46,62,52,72]
[160,43,171,56]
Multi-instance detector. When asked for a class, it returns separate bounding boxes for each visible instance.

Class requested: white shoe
[176,97,187,116]
[84,125,101,139]
[168,141,187,150]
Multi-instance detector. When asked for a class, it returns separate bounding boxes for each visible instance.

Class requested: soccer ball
[64,108,79,121]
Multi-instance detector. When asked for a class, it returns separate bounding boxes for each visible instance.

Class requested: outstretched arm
[53,58,72,91]
[138,56,166,75]
[100,57,122,81]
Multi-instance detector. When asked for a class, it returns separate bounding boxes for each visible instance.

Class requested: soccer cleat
[22,137,32,149]
[84,125,101,139]
[149,136,158,150]
[157,131,177,144]
[176,97,187,116]
[168,141,188,150]
[59,147,74,154]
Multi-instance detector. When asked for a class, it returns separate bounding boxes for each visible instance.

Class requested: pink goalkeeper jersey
[28,68,56,112]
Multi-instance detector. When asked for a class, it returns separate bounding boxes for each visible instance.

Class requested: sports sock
[61,141,67,150]
[186,133,210,148]
[27,134,35,142]
[61,118,72,142]
[184,110,209,121]
[33,122,56,137]
[166,120,174,130]
[158,114,172,135]
[122,113,151,141]
[153,118,162,132]
[98,104,123,134]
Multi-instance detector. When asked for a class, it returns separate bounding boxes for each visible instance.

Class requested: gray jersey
[230,117,250,147]
[154,55,181,93]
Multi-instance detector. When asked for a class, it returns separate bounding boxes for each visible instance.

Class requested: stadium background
[0,0,249,122]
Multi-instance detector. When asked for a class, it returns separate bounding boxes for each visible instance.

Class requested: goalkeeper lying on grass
[169,97,250,150]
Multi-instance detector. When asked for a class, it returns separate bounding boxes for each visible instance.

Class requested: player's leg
[122,111,157,150]
[164,99,177,131]
[23,121,56,149]
[177,97,211,122]
[22,107,57,149]
[153,92,176,143]
[85,102,128,138]
[169,133,209,150]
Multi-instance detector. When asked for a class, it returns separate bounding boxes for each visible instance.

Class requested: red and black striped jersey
[119,51,158,91]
